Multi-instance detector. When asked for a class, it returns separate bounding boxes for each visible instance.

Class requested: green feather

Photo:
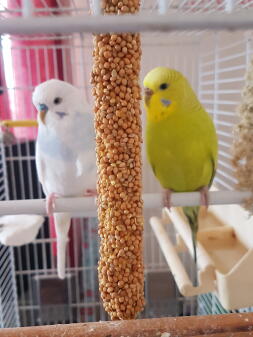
[183,206,199,286]
[182,206,199,264]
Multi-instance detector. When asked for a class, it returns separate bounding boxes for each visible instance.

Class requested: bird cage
[0,142,20,328]
[0,0,252,330]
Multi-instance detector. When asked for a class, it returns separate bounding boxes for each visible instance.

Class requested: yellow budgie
[143,67,218,265]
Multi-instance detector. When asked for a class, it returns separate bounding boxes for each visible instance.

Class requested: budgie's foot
[163,189,173,210]
[46,193,59,217]
[199,186,209,209]
[84,189,97,206]
[83,189,97,197]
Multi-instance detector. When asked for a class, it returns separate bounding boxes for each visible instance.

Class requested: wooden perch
[1,313,253,337]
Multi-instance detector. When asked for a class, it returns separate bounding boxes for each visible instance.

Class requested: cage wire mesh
[0,0,253,328]
[0,142,20,328]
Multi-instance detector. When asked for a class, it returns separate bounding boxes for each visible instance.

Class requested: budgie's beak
[38,103,48,124]
[144,87,153,105]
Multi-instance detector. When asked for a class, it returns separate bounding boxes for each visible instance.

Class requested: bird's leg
[198,186,209,209]
[83,189,97,197]
[46,193,59,217]
[84,189,98,206]
[163,189,173,210]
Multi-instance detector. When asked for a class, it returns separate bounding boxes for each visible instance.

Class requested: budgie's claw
[199,186,209,209]
[163,189,172,210]
[46,193,58,217]
[84,189,97,197]
[84,189,98,206]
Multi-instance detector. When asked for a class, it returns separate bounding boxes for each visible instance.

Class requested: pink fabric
[0,52,11,121]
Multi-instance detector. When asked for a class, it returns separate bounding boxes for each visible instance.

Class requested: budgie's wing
[74,112,96,178]
[35,143,49,196]
[83,104,92,115]
[150,162,157,177]
[205,113,218,188]
[76,150,96,178]
[208,156,216,188]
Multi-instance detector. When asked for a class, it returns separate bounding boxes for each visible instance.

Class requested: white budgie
[33,79,97,279]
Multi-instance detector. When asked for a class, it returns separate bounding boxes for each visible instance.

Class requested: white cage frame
[0,0,253,328]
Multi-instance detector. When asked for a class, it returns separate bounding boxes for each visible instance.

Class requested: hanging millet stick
[91,0,145,320]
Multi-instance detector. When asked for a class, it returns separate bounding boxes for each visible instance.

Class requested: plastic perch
[0,190,251,216]
[0,12,253,35]
[150,210,216,296]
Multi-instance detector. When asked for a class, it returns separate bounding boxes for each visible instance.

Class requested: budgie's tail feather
[54,213,71,279]
[183,206,199,286]
[182,206,199,264]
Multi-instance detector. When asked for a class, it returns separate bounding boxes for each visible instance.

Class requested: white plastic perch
[150,214,215,296]
[0,191,251,216]
[0,11,253,35]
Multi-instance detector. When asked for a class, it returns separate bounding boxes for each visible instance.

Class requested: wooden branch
[1,313,253,337]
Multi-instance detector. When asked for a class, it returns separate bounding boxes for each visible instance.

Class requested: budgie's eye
[159,83,169,90]
[54,97,62,105]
